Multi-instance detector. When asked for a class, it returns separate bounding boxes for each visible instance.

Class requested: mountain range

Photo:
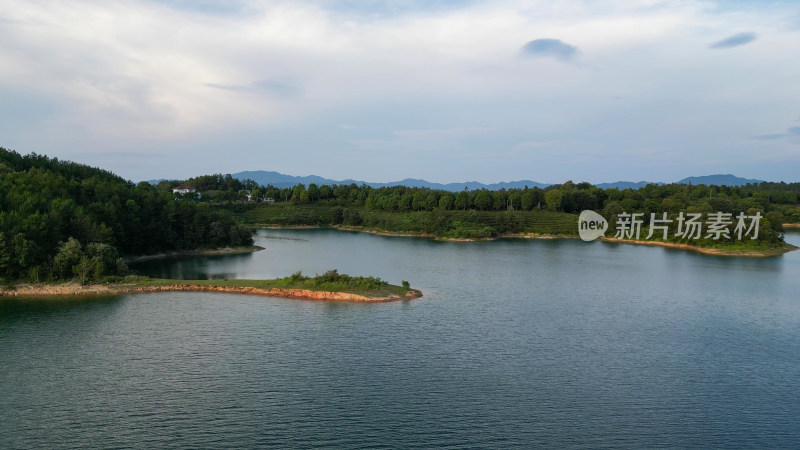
[229,171,551,191]
[146,172,765,191]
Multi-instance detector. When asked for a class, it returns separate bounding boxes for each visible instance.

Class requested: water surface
[2,230,799,448]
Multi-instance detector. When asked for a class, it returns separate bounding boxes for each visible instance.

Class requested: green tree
[319,185,332,199]
[439,193,454,210]
[474,190,492,210]
[545,189,562,211]
[251,187,263,202]
[86,242,123,276]
[291,184,307,203]
[208,222,227,246]
[521,191,535,210]
[492,191,506,210]
[307,183,320,201]
[53,238,83,279]
[454,191,469,210]
[425,193,439,210]
[73,256,101,285]
[399,193,413,211]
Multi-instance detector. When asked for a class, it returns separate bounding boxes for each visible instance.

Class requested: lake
[2,229,800,448]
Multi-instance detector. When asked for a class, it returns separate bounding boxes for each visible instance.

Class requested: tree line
[0,148,253,283]
[161,175,800,226]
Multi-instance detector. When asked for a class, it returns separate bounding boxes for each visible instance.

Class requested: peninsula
[0,272,422,303]
[257,223,798,257]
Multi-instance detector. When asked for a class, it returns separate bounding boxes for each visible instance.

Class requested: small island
[0,271,422,303]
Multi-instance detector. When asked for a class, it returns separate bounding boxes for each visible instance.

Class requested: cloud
[350,126,504,155]
[73,151,167,159]
[520,39,579,61]
[320,0,480,18]
[753,133,788,141]
[207,79,304,98]
[709,32,757,49]
[146,0,248,15]
[1,0,799,182]
[752,126,800,143]
[788,127,800,145]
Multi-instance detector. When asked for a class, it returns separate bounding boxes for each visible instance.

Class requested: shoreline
[598,237,798,257]
[1,281,423,303]
[256,224,793,256]
[124,246,265,263]
[258,224,573,242]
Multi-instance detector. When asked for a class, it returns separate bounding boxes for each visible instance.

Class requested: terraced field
[237,203,578,237]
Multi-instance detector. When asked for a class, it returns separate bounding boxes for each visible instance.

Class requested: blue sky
[0,0,798,183]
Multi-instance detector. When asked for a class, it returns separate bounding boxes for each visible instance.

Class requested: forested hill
[0,148,253,282]
[0,150,124,184]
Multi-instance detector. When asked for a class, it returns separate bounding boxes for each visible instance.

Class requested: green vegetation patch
[242,203,577,238]
[0,148,254,285]
[140,270,411,297]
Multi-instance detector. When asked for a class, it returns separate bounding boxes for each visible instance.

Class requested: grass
[239,203,338,226]
[237,203,796,255]
[131,270,412,297]
[683,239,797,256]
[239,203,579,237]
[1,272,415,301]
[605,228,797,256]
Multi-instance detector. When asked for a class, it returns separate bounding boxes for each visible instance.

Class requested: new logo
[578,210,608,241]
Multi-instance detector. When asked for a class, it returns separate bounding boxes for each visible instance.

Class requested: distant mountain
[232,171,362,189]
[145,171,765,191]
[676,174,763,186]
[595,174,764,189]
[595,181,657,190]
[230,171,549,191]
[376,178,550,191]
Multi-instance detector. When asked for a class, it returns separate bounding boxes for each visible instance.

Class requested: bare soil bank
[1,282,423,303]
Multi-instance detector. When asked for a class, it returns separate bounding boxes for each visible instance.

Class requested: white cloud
[0,0,798,182]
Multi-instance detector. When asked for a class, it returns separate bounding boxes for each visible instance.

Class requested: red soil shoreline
[1,282,424,303]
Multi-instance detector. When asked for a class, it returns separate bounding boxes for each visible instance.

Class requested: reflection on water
[130,252,256,279]
[0,295,125,323]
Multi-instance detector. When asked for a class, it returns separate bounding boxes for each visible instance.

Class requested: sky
[1,0,799,184]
